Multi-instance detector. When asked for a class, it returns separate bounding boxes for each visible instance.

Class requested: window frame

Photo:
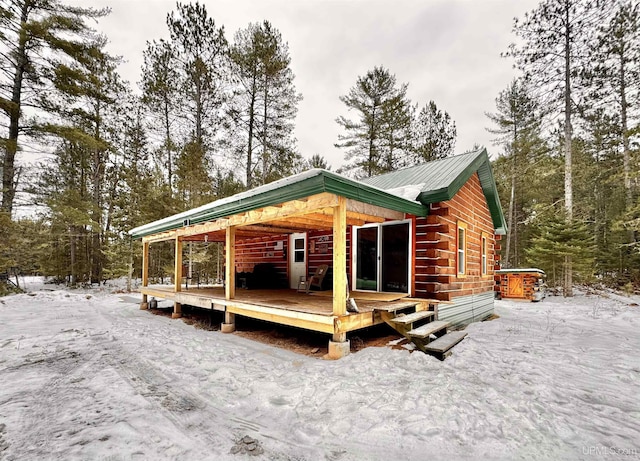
[457,221,467,278]
[293,237,305,263]
[351,219,413,294]
[481,231,489,277]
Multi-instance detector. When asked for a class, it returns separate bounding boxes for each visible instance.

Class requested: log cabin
[130,148,507,359]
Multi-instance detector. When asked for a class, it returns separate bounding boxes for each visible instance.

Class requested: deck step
[390,310,435,325]
[373,301,419,313]
[424,331,468,353]
[407,320,449,339]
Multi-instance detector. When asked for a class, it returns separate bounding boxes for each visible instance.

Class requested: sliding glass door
[354,220,411,293]
[381,222,410,293]
[355,226,378,291]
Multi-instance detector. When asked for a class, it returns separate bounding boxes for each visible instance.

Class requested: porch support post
[172,237,183,319]
[222,226,236,333]
[329,196,349,359]
[140,241,149,310]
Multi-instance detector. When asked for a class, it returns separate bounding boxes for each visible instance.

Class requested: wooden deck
[140,285,435,334]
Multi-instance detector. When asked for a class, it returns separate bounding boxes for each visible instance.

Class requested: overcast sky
[86,0,539,169]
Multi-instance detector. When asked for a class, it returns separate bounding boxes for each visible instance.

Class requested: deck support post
[328,196,349,359]
[140,241,150,309]
[172,237,183,319]
[328,333,349,359]
[221,312,236,333]
[222,226,236,331]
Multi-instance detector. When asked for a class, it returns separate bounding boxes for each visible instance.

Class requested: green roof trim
[129,169,428,239]
[362,149,507,235]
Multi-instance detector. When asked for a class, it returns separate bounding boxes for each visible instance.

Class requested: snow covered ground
[0,278,639,461]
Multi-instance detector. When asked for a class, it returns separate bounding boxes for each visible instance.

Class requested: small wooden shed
[495,268,545,301]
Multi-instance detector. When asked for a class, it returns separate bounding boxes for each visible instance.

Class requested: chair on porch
[301,264,329,293]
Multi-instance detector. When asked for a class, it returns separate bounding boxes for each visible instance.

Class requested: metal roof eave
[130,170,428,239]
[415,149,507,235]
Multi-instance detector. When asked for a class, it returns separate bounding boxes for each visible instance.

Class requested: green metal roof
[362,148,507,234]
[129,169,429,239]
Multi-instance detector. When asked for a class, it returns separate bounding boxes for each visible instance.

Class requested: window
[294,237,305,263]
[481,234,488,276]
[457,221,467,277]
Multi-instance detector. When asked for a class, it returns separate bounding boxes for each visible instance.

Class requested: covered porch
[132,170,430,358]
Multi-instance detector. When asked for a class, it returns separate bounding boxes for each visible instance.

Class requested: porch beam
[175,193,340,239]
[271,216,334,229]
[347,199,404,221]
[346,211,386,224]
[142,231,176,244]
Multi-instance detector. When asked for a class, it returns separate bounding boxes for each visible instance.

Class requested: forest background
[0,0,638,296]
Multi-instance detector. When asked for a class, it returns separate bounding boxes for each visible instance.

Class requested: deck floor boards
[141,285,395,316]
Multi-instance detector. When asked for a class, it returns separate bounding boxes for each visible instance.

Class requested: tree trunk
[505,118,519,268]
[619,44,634,247]
[246,70,257,189]
[505,159,516,268]
[563,0,573,297]
[368,107,377,178]
[163,93,173,190]
[1,1,29,216]
[70,228,77,286]
[91,103,104,284]
[262,77,268,184]
[127,239,133,292]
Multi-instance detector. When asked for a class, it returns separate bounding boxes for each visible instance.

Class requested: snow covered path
[0,283,639,460]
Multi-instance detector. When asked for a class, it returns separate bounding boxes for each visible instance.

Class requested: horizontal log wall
[235,235,288,278]
[307,228,352,285]
[414,173,497,301]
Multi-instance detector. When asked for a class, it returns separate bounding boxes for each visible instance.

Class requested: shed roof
[496,268,545,275]
[361,148,507,234]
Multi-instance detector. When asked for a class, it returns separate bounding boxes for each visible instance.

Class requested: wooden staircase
[375,301,467,360]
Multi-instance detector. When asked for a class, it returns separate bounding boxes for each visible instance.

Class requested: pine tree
[589,1,639,230]
[487,79,546,267]
[140,39,180,191]
[526,212,595,290]
[307,154,330,170]
[229,21,302,187]
[0,0,109,217]
[165,2,228,208]
[167,2,228,150]
[336,66,412,178]
[38,35,125,284]
[506,0,611,296]
[411,101,457,163]
[175,140,214,208]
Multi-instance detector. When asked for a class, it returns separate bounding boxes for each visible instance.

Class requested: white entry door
[289,233,307,289]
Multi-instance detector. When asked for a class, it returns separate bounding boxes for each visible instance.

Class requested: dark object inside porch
[236,263,287,289]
